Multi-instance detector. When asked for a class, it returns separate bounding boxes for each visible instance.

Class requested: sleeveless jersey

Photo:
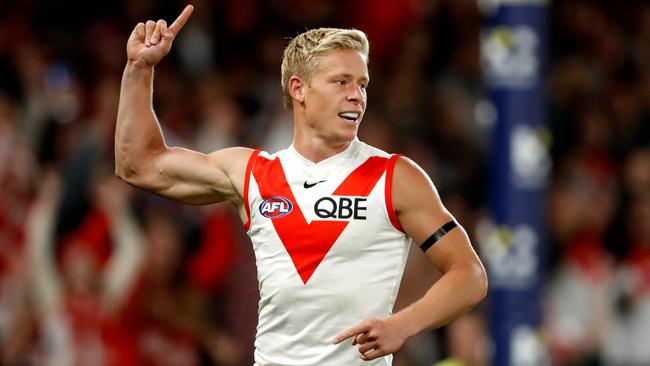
[244,139,411,366]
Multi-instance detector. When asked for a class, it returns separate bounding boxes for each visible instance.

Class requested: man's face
[301,49,369,144]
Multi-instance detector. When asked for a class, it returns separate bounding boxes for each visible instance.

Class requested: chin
[334,129,358,144]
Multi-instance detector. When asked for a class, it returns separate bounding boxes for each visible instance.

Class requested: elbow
[114,147,150,186]
[114,141,148,184]
[470,263,488,306]
[114,148,130,180]
[114,157,143,187]
[115,168,131,184]
[114,159,134,183]
[114,156,164,193]
[114,143,166,187]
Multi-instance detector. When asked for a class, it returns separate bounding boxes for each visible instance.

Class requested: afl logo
[259,196,293,218]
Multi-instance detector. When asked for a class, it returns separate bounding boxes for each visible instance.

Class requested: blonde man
[115,5,487,365]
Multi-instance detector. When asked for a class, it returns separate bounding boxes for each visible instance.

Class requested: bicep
[133,146,253,205]
[393,157,481,273]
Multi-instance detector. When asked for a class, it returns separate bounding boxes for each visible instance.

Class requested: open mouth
[338,111,360,124]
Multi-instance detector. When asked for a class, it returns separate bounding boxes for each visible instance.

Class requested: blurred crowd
[543,1,650,365]
[0,0,648,365]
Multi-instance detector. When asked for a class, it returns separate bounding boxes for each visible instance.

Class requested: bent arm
[114,63,162,187]
[115,6,252,206]
[391,157,488,338]
[115,58,253,205]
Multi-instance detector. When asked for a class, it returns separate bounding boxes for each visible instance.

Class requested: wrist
[123,61,155,83]
[125,59,155,72]
[389,312,419,340]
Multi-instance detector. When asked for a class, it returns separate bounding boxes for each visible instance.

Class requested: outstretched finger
[168,5,194,35]
[332,322,370,344]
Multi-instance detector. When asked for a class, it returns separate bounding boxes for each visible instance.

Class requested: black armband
[419,220,458,252]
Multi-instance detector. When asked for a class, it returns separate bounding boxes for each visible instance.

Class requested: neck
[291,103,358,162]
[293,121,353,163]
[293,136,352,163]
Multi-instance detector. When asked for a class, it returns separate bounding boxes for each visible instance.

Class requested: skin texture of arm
[333,156,488,361]
[115,5,253,213]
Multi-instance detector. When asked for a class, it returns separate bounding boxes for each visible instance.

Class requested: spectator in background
[603,149,650,366]
[0,91,38,366]
[122,204,244,366]
[543,157,616,365]
[543,2,650,365]
[26,169,144,365]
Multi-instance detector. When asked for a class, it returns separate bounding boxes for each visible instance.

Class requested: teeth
[339,112,359,120]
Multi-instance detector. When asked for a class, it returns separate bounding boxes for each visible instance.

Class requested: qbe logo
[259,196,293,218]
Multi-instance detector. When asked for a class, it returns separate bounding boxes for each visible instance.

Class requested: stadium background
[0,0,649,365]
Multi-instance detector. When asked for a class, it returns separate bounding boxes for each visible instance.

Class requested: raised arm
[115,5,252,207]
[334,156,488,360]
[26,172,63,315]
[95,177,145,314]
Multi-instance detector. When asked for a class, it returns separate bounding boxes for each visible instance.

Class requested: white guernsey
[245,139,410,365]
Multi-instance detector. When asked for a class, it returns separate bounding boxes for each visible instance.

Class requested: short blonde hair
[281,28,370,109]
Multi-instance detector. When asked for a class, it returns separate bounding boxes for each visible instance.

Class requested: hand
[332,317,409,361]
[126,4,194,67]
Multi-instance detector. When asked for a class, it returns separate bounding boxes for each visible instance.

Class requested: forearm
[392,263,487,338]
[103,206,144,312]
[115,62,166,182]
[26,199,62,313]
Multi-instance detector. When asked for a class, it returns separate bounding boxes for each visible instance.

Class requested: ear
[289,76,305,105]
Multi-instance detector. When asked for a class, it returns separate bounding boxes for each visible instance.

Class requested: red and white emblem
[259,196,293,218]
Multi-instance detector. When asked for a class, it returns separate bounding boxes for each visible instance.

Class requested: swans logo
[259,197,293,218]
[481,25,539,87]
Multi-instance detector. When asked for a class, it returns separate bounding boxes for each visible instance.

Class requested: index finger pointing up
[169,5,194,35]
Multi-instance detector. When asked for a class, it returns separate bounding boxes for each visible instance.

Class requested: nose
[346,84,365,104]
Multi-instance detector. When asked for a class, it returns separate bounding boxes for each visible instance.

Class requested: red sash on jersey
[251,155,389,284]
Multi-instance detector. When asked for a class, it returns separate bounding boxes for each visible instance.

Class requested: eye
[335,80,347,86]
